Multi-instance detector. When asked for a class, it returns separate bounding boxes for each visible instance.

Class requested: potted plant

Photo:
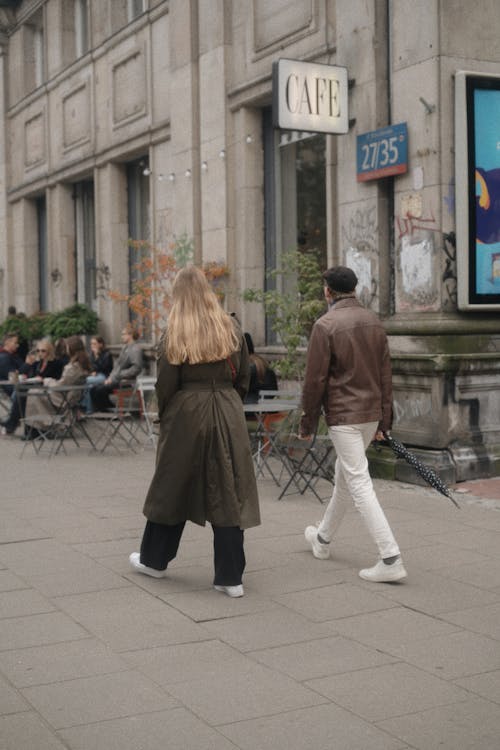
[243,249,325,382]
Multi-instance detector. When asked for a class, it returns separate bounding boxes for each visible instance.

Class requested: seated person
[91,325,143,412]
[82,336,114,414]
[1,338,64,436]
[243,332,278,405]
[0,333,23,435]
[0,333,22,391]
[54,338,70,369]
[20,348,38,378]
[32,339,65,381]
[23,336,91,439]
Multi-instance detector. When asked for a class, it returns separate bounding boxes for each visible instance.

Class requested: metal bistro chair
[136,376,159,448]
[277,413,335,503]
[85,381,142,453]
[20,384,87,458]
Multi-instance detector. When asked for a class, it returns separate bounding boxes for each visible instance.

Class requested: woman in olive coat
[130,266,260,597]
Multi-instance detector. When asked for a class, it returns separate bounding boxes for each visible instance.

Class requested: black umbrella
[382,432,460,508]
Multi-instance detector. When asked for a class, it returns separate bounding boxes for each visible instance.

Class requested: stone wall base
[368,442,500,486]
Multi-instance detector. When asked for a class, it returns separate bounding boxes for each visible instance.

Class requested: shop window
[75,0,89,57]
[111,0,145,32]
[61,0,89,65]
[37,197,48,311]
[263,108,327,342]
[74,181,96,309]
[24,9,44,93]
[128,0,146,21]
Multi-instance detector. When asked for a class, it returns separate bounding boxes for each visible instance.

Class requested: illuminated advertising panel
[456,71,500,309]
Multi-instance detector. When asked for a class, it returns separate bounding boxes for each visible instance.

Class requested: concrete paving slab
[27,565,132,598]
[0,515,51,544]
[0,588,55,618]
[384,629,500,679]
[376,696,500,749]
[54,586,209,651]
[438,557,500,590]
[243,557,347,595]
[275,581,397,621]
[122,639,253,686]
[455,669,500,704]
[0,569,30,592]
[21,671,178,729]
[201,605,338,652]
[2,437,500,749]
[368,569,500,615]
[159,587,275,621]
[249,634,397,680]
[305,661,470,721]
[71,538,143,559]
[397,541,489,571]
[0,673,30,714]
[165,659,326,726]
[431,527,500,557]
[0,612,89,651]
[219,703,407,750]
[0,538,99,577]
[0,713,68,750]
[0,639,128,688]
[58,707,238,750]
[440,601,500,640]
[331,606,462,651]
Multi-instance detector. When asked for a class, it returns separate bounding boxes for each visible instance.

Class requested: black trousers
[140,520,245,586]
[91,383,115,412]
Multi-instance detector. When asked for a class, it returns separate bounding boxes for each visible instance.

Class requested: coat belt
[180,381,233,391]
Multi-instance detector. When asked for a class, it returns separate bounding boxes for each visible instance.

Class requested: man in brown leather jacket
[301,266,406,583]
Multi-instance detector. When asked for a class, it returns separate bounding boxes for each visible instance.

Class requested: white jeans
[318,421,400,559]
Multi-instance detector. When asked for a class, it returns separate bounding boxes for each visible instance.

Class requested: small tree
[243,249,325,380]
[108,234,229,338]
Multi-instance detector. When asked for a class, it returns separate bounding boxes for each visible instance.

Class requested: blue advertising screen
[473,87,500,297]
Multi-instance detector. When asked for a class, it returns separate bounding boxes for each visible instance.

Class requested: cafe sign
[272,58,349,134]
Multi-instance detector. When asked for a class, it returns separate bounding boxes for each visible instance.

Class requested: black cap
[323,266,358,293]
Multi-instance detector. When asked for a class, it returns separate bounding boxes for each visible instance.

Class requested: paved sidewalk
[1,437,500,749]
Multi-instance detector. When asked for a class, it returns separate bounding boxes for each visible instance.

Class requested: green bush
[0,304,99,345]
[42,304,99,339]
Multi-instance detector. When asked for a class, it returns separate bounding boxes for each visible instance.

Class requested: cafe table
[243,399,299,485]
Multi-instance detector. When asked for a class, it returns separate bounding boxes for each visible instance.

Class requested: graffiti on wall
[342,205,378,308]
[392,390,434,426]
[442,231,457,310]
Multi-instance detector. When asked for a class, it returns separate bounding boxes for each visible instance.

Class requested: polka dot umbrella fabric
[383,433,460,509]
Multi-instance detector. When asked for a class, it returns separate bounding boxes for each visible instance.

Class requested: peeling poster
[401,236,433,295]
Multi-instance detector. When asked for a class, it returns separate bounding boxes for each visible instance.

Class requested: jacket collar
[331,296,361,310]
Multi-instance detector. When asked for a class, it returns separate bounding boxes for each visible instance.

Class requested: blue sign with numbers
[356,123,408,182]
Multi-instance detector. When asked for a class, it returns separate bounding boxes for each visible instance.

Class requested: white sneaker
[214,584,244,597]
[305,525,330,560]
[129,552,167,579]
[359,558,407,583]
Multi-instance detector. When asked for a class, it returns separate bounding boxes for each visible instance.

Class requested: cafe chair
[19,384,88,458]
[85,384,141,453]
[136,376,158,448]
[277,414,335,502]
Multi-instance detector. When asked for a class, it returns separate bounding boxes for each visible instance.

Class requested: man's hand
[374,430,387,442]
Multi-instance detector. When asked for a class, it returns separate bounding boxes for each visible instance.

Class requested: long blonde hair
[165,266,239,364]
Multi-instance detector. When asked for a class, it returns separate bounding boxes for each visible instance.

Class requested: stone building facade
[0,0,499,481]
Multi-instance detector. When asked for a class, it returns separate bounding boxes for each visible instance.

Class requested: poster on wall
[455,71,500,310]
